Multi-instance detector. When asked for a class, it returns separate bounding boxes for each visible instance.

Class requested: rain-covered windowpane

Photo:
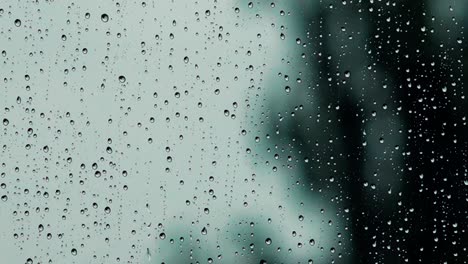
[0,1,466,263]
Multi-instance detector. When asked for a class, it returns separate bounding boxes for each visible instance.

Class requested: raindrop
[146,248,151,261]
[309,239,315,246]
[101,14,109,22]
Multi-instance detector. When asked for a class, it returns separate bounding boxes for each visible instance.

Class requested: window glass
[0,1,465,263]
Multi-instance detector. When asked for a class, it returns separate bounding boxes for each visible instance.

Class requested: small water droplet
[309,239,315,246]
[146,248,151,261]
[101,14,109,22]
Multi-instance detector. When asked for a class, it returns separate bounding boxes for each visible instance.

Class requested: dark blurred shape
[273,0,467,263]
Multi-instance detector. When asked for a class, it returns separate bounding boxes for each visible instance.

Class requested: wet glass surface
[0,1,466,263]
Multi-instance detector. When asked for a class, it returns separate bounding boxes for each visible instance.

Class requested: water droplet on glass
[146,248,151,261]
[101,14,109,22]
[309,239,315,246]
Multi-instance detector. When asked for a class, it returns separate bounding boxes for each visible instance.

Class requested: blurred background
[260,0,467,263]
[0,0,466,263]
